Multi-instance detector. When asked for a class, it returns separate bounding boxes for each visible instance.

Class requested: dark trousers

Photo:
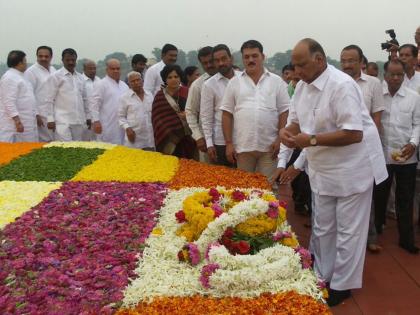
[373,163,417,246]
[287,149,312,213]
[214,145,235,168]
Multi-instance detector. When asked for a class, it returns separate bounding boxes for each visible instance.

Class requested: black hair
[36,46,53,56]
[161,44,178,56]
[131,54,147,65]
[62,48,77,59]
[367,62,378,70]
[398,44,418,57]
[160,64,184,84]
[384,59,405,72]
[182,66,199,85]
[300,38,326,58]
[212,44,231,57]
[342,45,364,61]
[7,50,26,68]
[197,46,213,60]
[362,55,368,65]
[240,40,263,53]
[282,63,294,73]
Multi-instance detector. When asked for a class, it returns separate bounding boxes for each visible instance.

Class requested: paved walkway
[279,185,420,315]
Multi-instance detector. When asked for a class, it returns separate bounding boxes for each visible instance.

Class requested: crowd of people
[1,26,420,307]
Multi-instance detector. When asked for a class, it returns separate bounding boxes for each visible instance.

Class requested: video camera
[381,29,399,50]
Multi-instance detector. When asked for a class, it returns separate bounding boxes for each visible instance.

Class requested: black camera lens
[381,42,391,50]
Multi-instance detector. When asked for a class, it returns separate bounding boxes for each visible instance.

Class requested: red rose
[279,200,288,208]
[232,190,246,201]
[237,241,251,254]
[175,210,186,223]
[223,227,234,239]
[209,188,221,201]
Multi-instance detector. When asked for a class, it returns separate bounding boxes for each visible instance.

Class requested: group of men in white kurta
[0,46,157,149]
[1,36,420,307]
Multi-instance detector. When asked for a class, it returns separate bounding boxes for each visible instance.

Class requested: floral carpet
[0,142,330,315]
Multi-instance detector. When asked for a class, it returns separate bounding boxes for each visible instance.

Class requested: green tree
[186,50,199,67]
[151,48,162,61]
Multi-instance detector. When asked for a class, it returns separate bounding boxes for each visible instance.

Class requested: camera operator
[381,29,400,61]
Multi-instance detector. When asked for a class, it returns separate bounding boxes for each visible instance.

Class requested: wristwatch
[310,135,317,146]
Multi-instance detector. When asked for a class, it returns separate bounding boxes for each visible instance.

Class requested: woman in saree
[151,64,197,159]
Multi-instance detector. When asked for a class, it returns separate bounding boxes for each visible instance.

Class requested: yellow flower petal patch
[71,146,179,182]
[44,141,116,150]
[0,181,62,229]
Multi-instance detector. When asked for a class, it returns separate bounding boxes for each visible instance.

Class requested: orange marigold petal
[0,142,44,165]
[169,159,271,190]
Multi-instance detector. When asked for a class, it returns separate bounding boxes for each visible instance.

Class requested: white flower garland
[195,198,269,253]
[122,188,323,307]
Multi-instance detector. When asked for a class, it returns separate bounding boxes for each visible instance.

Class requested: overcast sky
[1,0,418,64]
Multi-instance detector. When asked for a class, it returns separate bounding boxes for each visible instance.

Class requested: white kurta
[0,68,38,142]
[82,73,100,141]
[143,60,165,97]
[200,71,241,147]
[288,65,388,291]
[90,76,129,144]
[118,89,155,149]
[24,63,56,141]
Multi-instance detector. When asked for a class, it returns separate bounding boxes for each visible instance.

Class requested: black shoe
[399,243,419,254]
[327,289,351,307]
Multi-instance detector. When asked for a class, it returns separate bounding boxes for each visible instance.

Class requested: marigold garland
[169,159,271,189]
[0,142,44,165]
[116,291,331,315]
[72,146,179,182]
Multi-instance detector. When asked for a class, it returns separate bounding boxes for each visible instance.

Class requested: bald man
[279,38,387,306]
[90,59,128,144]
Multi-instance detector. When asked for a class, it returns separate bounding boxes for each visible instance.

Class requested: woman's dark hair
[182,66,198,85]
[160,64,184,84]
[7,50,26,68]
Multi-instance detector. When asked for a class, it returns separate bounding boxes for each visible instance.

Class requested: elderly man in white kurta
[41,48,89,141]
[91,59,128,144]
[24,46,56,142]
[0,50,37,142]
[221,40,289,182]
[280,39,387,307]
[118,71,155,150]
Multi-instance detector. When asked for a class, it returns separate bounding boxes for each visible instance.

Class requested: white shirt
[381,85,420,164]
[143,60,165,96]
[82,73,100,99]
[287,65,387,197]
[200,71,241,147]
[185,73,210,141]
[118,89,155,148]
[402,71,420,94]
[220,69,290,153]
[24,63,56,115]
[0,68,37,131]
[41,67,89,124]
[90,75,129,144]
[357,72,385,114]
